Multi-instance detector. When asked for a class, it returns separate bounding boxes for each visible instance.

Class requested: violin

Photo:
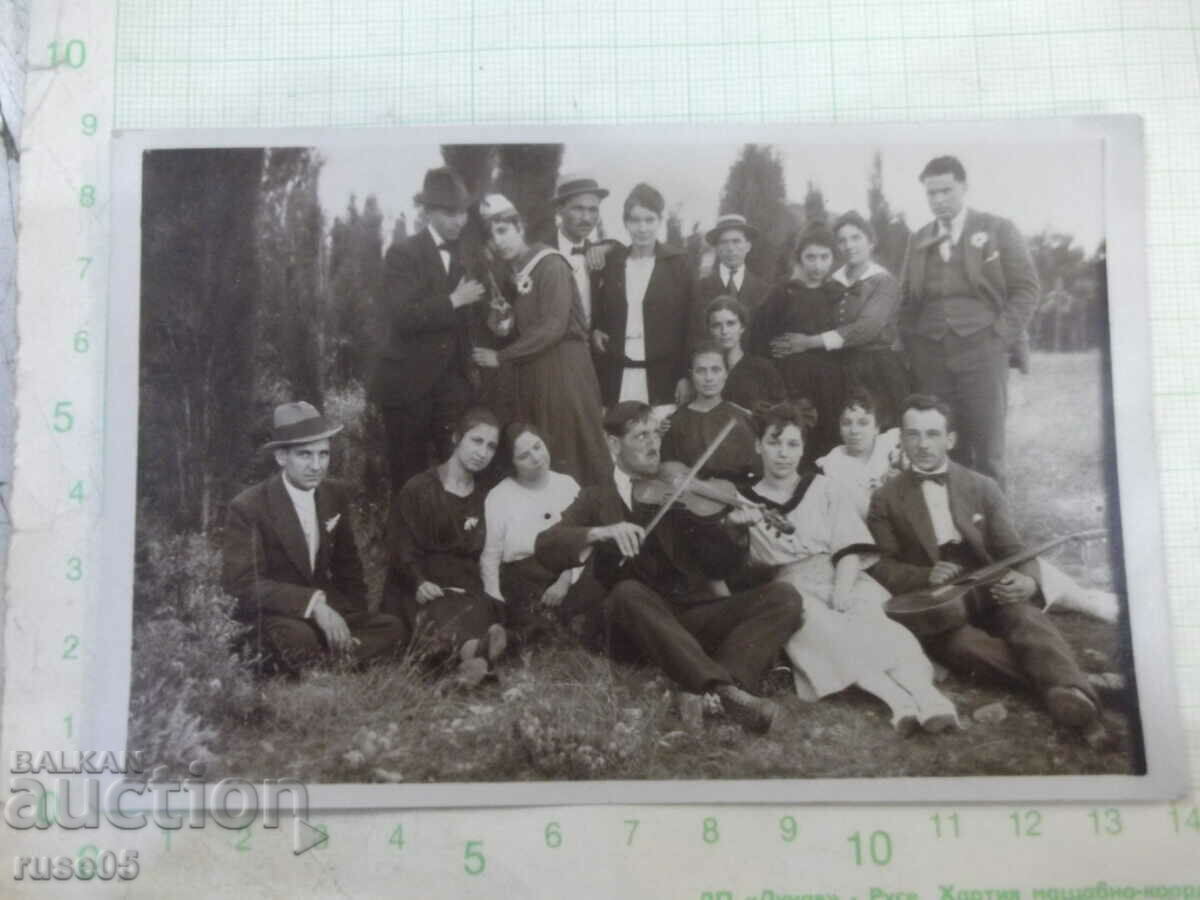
[630,461,795,536]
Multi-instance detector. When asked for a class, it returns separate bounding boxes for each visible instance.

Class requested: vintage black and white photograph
[103,121,1181,803]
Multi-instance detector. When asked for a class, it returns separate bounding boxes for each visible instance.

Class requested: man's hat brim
[556,185,610,203]
[706,222,760,245]
[263,422,344,451]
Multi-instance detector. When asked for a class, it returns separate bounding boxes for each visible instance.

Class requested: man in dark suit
[371,167,486,494]
[867,394,1106,741]
[222,402,408,674]
[899,156,1039,487]
[535,401,805,733]
[691,213,769,340]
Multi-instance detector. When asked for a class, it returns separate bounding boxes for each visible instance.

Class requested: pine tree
[866,151,911,275]
[718,144,799,280]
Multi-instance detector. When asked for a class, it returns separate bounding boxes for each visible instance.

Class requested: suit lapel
[908,223,935,293]
[418,229,452,289]
[267,474,314,582]
[901,472,941,563]
[947,463,990,563]
[962,210,983,287]
[314,484,338,578]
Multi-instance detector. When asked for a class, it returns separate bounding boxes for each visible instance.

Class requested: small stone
[371,767,405,783]
[973,701,1008,724]
[502,686,525,703]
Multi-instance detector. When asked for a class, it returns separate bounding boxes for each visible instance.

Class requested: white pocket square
[324,514,341,533]
[972,513,984,525]
[983,251,1000,263]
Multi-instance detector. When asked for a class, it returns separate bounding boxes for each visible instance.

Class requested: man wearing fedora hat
[691,214,769,340]
[222,402,409,673]
[866,394,1109,745]
[371,166,488,494]
[553,173,610,336]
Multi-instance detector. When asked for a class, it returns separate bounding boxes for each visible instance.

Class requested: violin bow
[638,417,738,542]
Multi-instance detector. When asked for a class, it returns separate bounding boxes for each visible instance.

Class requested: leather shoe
[715,684,778,734]
[1045,686,1099,728]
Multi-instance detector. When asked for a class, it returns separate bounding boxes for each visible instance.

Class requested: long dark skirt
[842,348,910,431]
[777,353,847,461]
[382,566,499,662]
[510,337,612,487]
[498,556,561,646]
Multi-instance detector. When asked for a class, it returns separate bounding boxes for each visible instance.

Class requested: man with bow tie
[867,395,1108,744]
[553,174,611,363]
[222,402,409,674]
[899,156,1039,487]
[370,166,487,494]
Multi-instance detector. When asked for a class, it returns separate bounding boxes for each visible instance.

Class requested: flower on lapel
[464,516,479,531]
[969,231,989,249]
[324,514,341,533]
[515,274,533,295]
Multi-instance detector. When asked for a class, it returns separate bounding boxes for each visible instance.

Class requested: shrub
[127,528,263,774]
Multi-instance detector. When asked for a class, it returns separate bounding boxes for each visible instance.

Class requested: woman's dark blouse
[388,467,488,590]
[747,279,842,355]
[724,354,786,412]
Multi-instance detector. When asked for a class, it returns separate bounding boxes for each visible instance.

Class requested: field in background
[128,351,1139,782]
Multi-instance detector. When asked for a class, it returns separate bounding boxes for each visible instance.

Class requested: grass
[130,351,1140,782]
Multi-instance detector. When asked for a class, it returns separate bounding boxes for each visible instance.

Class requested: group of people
[220,154,1120,748]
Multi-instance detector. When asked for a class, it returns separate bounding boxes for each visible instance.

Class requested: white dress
[746,474,939,701]
[816,428,903,519]
[480,473,581,600]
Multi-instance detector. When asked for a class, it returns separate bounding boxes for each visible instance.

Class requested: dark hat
[554,173,610,205]
[705,213,760,245]
[263,401,343,450]
[413,167,471,211]
[602,400,653,436]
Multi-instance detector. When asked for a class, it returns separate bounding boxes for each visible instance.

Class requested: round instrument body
[884,585,974,636]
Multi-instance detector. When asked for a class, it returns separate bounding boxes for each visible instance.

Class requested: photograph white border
[98,116,1186,807]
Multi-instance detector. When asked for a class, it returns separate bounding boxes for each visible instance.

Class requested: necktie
[914,471,948,486]
[936,230,952,262]
[570,243,587,255]
[726,270,739,296]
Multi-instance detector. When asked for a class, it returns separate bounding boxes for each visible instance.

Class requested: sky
[316,139,1104,253]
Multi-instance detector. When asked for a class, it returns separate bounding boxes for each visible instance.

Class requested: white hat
[479,193,517,221]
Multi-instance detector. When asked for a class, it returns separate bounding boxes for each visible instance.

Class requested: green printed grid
[111,0,1200,775]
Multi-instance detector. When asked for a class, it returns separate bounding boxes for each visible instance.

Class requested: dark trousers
[257,611,409,675]
[909,329,1008,487]
[601,579,805,694]
[921,602,1096,705]
[381,372,472,495]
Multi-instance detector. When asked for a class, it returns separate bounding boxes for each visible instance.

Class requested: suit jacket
[222,474,368,621]
[594,242,694,406]
[370,228,473,405]
[535,478,746,601]
[690,268,770,342]
[899,209,1039,346]
[866,461,1036,596]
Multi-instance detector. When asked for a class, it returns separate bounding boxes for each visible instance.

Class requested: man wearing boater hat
[691,213,769,338]
[371,166,487,494]
[222,402,409,673]
[866,394,1111,746]
[553,173,610,337]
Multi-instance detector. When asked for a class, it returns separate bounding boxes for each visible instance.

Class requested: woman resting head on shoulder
[816,386,905,519]
[385,407,507,688]
[480,422,582,647]
[704,295,786,412]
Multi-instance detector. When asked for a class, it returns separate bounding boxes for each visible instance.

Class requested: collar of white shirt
[427,223,450,271]
[612,465,634,510]
[281,476,318,557]
[558,229,589,258]
[718,263,744,289]
[935,207,970,247]
[831,261,888,286]
[911,462,950,477]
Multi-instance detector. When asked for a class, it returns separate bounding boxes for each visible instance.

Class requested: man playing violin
[534,401,806,733]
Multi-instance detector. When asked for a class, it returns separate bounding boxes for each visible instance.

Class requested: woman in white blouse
[481,423,582,645]
[593,183,694,411]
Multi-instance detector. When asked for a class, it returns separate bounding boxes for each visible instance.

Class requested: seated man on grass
[534,401,806,734]
[222,401,408,674]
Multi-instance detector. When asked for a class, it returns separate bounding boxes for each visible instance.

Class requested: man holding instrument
[866,394,1107,740]
[535,401,806,733]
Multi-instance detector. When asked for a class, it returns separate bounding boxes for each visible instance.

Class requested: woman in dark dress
[748,225,845,458]
[383,408,506,683]
[704,295,786,412]
[824,211,910,431]
[593,182,694,409]
[660,341,760,486]
[471,193,611,487]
